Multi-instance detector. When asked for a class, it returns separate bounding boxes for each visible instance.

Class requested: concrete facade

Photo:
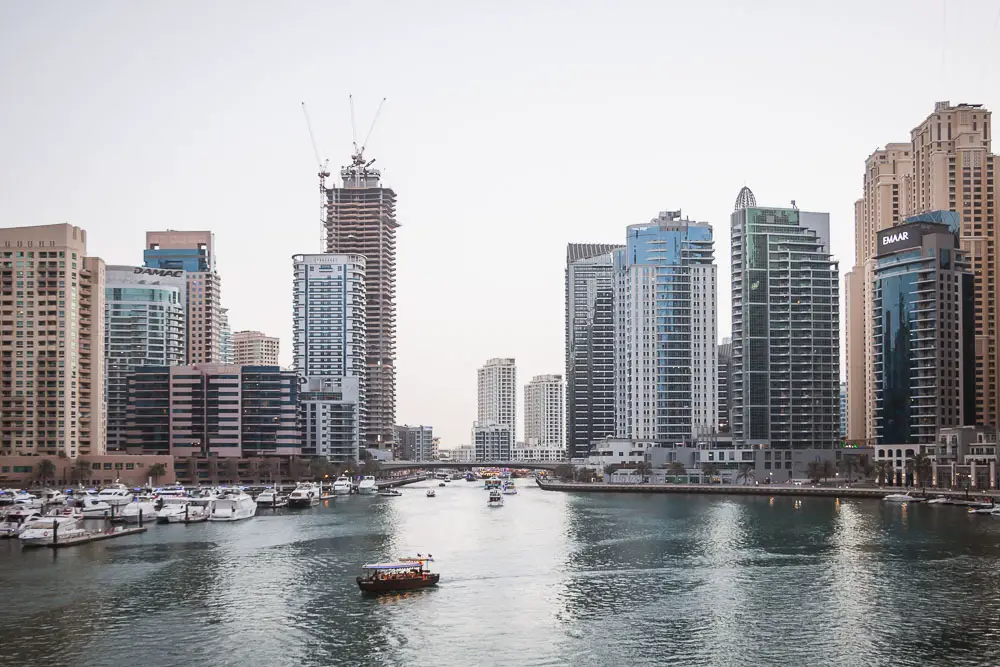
[233,330,279,366]
[524,373,564,451]
[0,454,175,487]
[394,424,434,461]
[477,358,517,443]
[473,421,512,462]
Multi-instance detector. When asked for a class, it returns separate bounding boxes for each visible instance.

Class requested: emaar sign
[877,226,922,256]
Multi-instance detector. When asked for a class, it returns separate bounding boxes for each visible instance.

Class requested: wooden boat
[357,557,439,593]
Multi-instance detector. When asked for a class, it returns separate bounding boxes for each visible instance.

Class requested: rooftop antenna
[301,101,331,251]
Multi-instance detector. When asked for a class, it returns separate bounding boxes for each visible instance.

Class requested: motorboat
[357,557,440,594]
[426,489,436,498]
[256,488,279,508]
[0,507,43,537]
[438,482,446,488]
[883,493,919,503]
[484,478,502,490]
[926,497,950,505]
[488,488,504,507]
[19,510,86,546]
[970,505,998,515]
[153,484,188,499]
[208,489,257,522]
[358,476,378,495]
[378,488,402,497]
[502,481,517,495]
[166,497,214,524]
[115,498,157,524]
[332,476,352,495]
[288,482,321,508]
[79,496,115,518]
[157,496,198,523]
[97,484,134,507]
[39,489,67,505]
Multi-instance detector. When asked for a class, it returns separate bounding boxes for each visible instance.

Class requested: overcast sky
[2,0,998,449]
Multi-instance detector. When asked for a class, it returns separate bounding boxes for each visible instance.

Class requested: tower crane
[301,101,331,251]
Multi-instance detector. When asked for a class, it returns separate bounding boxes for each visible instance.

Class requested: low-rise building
[394,425,434,461]
[512,441,566,462]
[473,421,511,461]
[0,454,175,487]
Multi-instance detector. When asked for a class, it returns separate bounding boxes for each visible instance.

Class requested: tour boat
[19,510,86,546]
[502,481,517,495]
[208,489,257,522]
[332,476,352,495]
[358,476,378,495]
[0,507,43,537]
[426,489,436,498]
[484,478,502,490]
[119,498,158,524]
[356,557,440,594]
[288,482,321,508]
[97,484,134,507]
[378,488,402,497]
[488,488,504,507]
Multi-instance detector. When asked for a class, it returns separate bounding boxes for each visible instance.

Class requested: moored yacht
[97,484,134,507]
[256,488,279,508]
[288,482,320,508]
[883,493,920,503]
[157,496,196,523]
[0,507,43,537]
[166,497,214,523]
[19,509,86,546]
[40,489,67,505]
[120,498,159,524]
[209,488,257,521]
[79,496,115,518]
[358,476,378,495]
[332,476,352,495]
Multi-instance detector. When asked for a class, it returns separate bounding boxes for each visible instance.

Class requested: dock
[47,526,147,548]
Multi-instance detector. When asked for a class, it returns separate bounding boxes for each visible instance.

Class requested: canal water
[3,481,1000,667]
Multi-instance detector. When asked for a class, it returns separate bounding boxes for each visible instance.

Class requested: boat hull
[287,497,318,508]
[357,573,440,594]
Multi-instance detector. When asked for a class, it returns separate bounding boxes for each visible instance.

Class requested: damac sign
[882,231,908,245]
[134,267,183,277]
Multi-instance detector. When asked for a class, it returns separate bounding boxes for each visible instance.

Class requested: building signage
[133,267,183,278]
[876,226,922,256]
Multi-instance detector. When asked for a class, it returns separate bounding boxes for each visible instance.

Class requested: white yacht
[488,488,504,507]
[426,489,436,498]
[40,489,67,505]
[209,489,257,522]
[153,484,188,499]
[19,510,86,546]
[79,496,115,518]
[97,484,134,507]
[0,507,43,537]
[358,476,378,495]
[120,498,159,524]
[256,488,279,508]
[883,493,919,503]
[157,496,196,523]
[165,497,214,523]
[502,480,517,495]
[332,476,352,496]
[926,497,950,505]
[7,491,42,509]
[288,482,321,508]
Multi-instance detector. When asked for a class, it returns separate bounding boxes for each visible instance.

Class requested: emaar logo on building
[882,231,909,245]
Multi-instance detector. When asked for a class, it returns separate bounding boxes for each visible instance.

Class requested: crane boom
[361,97,387,154]
[349,94,359,154]
[301,101,324,168]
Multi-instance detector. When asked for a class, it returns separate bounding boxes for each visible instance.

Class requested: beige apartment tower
[0,224,105,458]
[847,102,999,439]
[233,330,279,366]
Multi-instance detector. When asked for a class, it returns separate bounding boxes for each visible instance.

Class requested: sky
[2,0,999,450]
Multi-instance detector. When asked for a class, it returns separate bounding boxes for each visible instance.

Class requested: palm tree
[735,464,755,485]
[148,462,167,486]
[906,454,933,492]
[840,457,857,482]
[806,461,822,484]
[873,460,894,487]
[858,454,874,482]
[701,462,720,483]
[71,458,92,485]
[634,461,651,482]
[603,464,619,477]
[666,461,686,479]
[553,464,574,481]
[820,460,836,483]
[35,458,56,487]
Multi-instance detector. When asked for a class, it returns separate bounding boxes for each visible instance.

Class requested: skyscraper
[219,308,233,364]
[393,424,434,461]
[524,374,565,452]
[718,337,732,434]
[731,190,840,455]
[0,224,105,458]
[477,357,517,442]
[233,330,279,366]
[565,243,622,459]
[325,151,398,450]
[104,265,186,452]
[614,210,717,444]
[144,231,222,365]
[847,102,998,438]
[293,253,366,461]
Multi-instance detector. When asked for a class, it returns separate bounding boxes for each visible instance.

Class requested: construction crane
[301,101,331,251]
[348,94,386,164]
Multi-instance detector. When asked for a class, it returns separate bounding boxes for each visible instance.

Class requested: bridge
[379,460,561,472]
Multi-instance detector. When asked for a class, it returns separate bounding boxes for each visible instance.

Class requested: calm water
[3,481,1000,666]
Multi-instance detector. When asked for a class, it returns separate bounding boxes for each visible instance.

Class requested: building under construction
[324,150,398,451]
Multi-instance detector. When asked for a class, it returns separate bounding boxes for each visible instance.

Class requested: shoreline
[534,478,1000,500]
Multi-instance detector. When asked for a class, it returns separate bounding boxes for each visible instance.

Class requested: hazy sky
[2,0,998,450]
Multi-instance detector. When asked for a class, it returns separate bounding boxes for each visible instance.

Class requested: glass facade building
[730,202,840,451]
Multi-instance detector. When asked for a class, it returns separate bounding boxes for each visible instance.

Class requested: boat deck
[47,526,147,548]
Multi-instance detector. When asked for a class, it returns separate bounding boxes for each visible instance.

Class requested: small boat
[357,557,440,594]
[926,497,950,505]
[438,482,446,488]
[970,505,997,515]
[378,488,402,497]
[484,478,502,490]
[332,476,352,496]
[358,476,378,495]
[209,488,257,522]
[488,488,503,507]
[256,488,279,508]
[426,489,436,498]
[883,493,919,503]
[288,482,321,508]
[502,481,517,495]
[119,498,158,524]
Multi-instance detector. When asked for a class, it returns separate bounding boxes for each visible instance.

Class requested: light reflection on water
[2,484,1000,666]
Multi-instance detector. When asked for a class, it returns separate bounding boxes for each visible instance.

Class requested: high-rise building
[0,224,105,458]
[847,102,998,438]
[126,364,299,456]
[144,231,222,365]
[219,308,233,364]
[614,210,717,444]
[473,421,512,461]
[718,337,732,434]
[565,243,622,459]
[325,150,398,450]
[293,253,366,461]
[104,265,186,452]
[873,216,975,444]
[394,424,434,461]
[839,382,847,439]
[731,190,840,453]
[477,358,517,442]
[524,374,565,453]
[233,331,279,366]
